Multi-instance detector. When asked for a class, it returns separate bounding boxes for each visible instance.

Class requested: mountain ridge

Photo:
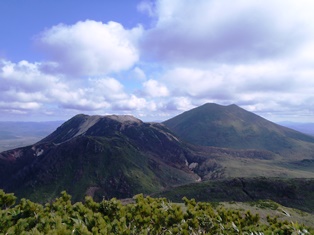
[1,103,314,204]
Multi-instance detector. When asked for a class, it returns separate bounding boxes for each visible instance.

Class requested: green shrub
[0,190,312,234]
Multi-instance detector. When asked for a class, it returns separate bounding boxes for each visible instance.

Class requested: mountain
[2,104,314,204]
[163,103,314,160]
[0,114,204,202]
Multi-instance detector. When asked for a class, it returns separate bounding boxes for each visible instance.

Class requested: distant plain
[0,121,63,152]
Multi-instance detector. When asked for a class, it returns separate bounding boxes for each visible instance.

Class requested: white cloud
[114,95,148,111]
[0,59,115,114]
[134,0,314,121]
[2,1,314,122]
[142,79,169,97]
[37,20,143,76]
[161,67,228,98]
[92,77,127,101]
[141,0,314,64]
[0,101,41,111]
[0,59,58,112]
[157,60,314,119]
[0,58,155,118]
[0,60,58,92]
[164,97,194,111]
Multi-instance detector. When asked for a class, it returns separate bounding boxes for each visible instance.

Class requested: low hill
[163,103,314,160]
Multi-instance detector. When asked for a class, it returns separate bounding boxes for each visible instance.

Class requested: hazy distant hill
[0,121,63,152]
[279,121,314,136]
[163,103,314,160]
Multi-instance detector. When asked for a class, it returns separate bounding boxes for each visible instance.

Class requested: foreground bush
[0,189,312,234]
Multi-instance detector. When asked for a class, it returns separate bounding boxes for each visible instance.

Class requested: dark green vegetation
[163,103,314,160]
[1,190,312,234]
[156,177,314,213]
[0,121,62,152]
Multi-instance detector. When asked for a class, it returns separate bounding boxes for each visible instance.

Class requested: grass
[155,177,314,213]
[217,156,314,178]
[219,201,314,228]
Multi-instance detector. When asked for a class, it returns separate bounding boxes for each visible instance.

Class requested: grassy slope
[219,201,314,228]
[217,156,314,178]
[155,178,314,213]
[171,200,314,228]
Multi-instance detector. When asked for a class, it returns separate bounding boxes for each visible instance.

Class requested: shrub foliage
[0,189,312,234]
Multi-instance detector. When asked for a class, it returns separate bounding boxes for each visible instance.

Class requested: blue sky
[1,0,314,122]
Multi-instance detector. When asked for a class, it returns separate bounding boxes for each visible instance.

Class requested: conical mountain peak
[164,103,314,159]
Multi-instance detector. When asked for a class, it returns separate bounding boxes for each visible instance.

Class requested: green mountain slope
[163,103,314,160]
[0,115,200,202]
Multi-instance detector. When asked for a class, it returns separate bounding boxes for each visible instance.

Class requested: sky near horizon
[1,0,314,122]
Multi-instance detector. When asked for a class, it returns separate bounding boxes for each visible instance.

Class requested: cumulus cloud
[141,0,314,64]
[161,67,230,99]
[2,1,314,122]
[0,59,138,115]
[159,60,314,114]
[142,79,169,97]
[92,78,127,101]
[134,0,314,121]
[0,60,58,93]
[37,20,143,76]
[164,97,194,111]
[114,95,149,111]
[0,101,42,111]
[0,60,57,113]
